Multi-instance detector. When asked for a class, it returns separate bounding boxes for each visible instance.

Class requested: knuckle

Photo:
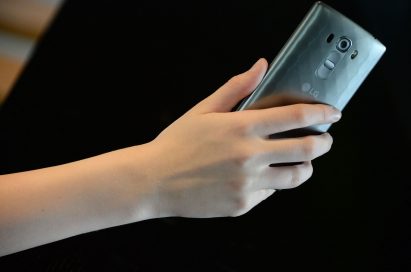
[318,105,328,123]
[306,162,314,179]
[228,74,244,88]
[320,105,328,123]
[289,162,313,188]
[292,105,311,126]
[301,137,317,159]
[228,178,249,194]
[323,133,333,152]
[232,118,253,136]
[234,150,252,167]
[289,166,304,188]
[230,197,249,217]
[234,145,259,168]
[235,197,248,211]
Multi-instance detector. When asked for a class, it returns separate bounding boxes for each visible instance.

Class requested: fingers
[254,133,333,164]
[189,58,268,114]
[254,161,313,190]
[238,103,341,136]
[231,162,313,217]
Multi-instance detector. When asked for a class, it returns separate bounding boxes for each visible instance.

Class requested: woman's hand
[0,58,341,256]
[134,58,342,218]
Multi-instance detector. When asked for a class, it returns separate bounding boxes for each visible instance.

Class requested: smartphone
[235,1,386,136]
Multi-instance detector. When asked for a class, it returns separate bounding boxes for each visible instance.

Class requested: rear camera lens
[336,37,352,52]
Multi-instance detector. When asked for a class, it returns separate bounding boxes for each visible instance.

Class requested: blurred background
[0,0,410,271]
[0,0,63,103]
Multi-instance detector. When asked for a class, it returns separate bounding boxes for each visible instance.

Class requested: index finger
[237,103,342,136]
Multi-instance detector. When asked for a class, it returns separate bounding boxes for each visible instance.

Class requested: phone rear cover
[237,2,386,132]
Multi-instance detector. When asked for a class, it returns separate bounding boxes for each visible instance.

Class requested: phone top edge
[315,1,386,51]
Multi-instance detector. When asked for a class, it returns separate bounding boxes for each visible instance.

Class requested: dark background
[0,0,410,271]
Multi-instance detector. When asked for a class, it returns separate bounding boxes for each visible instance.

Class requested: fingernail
[330,107,342,122]
[250,58,262,71]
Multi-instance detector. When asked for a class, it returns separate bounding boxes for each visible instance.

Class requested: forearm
[0,144,156,257]
[0,59,340,257]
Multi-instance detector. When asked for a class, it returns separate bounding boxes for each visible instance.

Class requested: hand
[0,59,341,256]
[135,58,342,218]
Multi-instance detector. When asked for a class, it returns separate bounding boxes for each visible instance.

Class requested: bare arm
[0,59,341,256]
[0,144,158,256]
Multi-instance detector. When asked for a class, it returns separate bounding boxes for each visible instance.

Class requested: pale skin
[0,58,341,256]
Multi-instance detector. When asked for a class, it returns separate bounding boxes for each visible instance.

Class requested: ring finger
[253,161,313,190]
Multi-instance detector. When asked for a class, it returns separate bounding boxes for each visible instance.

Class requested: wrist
[58,144,162,230]
[114,142,170,223]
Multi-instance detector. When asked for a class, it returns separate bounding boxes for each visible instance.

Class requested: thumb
[190,58,268,114]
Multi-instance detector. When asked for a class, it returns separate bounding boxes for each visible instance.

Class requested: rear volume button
[324,59,335,70]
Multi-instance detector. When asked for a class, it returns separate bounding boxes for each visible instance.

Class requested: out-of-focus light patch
[0,30,34,60]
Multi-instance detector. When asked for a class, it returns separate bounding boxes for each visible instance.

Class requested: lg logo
[301,82,319,98]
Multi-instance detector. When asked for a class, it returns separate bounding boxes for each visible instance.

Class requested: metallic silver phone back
[236,1,386,132]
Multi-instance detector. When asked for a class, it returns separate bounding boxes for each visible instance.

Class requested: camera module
[336,37,352,52]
